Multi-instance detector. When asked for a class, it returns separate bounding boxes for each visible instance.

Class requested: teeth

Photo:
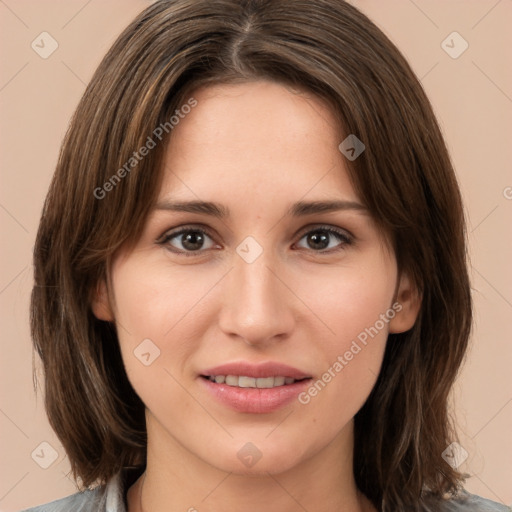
[238,376,256,388]
[273,376,285,386]
[207,375,299,388]
[256,377,274,388]
[225,375,239,386]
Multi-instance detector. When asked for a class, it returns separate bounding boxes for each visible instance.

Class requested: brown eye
[160,228,216,255]
[295,227,352,252]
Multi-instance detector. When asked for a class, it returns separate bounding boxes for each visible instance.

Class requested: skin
[93,80,420,512]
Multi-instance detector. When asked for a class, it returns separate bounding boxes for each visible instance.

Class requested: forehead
[160,80,359,206]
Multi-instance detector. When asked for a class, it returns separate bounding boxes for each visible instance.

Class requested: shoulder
[19,470,126,512]
[19,486,106,512]
[423,490,511,512]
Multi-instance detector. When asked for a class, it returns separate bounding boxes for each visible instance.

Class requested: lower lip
[199,377,311,414]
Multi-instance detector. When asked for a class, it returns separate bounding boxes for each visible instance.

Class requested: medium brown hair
[30,1,472,509]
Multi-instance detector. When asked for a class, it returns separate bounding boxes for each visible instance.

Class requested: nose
[218,247,296,347]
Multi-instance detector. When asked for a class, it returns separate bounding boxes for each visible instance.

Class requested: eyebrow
[153,199,367,218]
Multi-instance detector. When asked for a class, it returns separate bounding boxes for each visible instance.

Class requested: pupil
[182,232,204,251]
[308,231,329,250]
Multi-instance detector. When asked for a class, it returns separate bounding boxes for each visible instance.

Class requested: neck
[127,415,375,512]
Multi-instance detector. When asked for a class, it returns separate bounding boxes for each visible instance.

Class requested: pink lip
[201,361,311,380]
[198,361,312,414]
[200,378,311,413]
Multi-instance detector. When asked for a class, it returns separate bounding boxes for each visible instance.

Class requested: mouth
[200,374,309,388]
[198,362,312,413]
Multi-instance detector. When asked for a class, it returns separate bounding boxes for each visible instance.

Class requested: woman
[24,0,508,511]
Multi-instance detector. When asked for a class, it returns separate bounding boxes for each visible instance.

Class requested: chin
[202,436,308,476]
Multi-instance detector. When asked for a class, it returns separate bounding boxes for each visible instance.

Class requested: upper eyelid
[157,224,215,243]
[296,224,353,239]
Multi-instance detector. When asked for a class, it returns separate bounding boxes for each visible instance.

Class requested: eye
[158,227,217,255]
[294,226,353,252]
[157,224,353,257]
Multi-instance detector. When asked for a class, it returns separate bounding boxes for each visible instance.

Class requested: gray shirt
[20,467,510,512]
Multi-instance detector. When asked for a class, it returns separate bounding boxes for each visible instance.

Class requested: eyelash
[157,224,354,257]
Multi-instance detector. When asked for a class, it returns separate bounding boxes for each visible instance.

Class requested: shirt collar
[105,466,145,512]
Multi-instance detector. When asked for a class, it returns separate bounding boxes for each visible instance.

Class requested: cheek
[294,259,396,412]
[303,257,397,344]
[113,258,223,342]
[111,259,230,398]
[110,262,193,379]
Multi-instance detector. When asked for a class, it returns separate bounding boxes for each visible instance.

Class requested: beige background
[1,0,511,510]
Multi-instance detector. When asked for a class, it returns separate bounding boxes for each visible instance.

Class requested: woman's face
[94,80,418,475]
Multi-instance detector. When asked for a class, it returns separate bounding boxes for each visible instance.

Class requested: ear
[91,279,114,321]
[388,272,421,334]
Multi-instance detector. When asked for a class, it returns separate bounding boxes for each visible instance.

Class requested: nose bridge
[218,243,294,344]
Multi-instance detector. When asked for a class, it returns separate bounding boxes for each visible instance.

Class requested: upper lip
[200,361,311,380]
